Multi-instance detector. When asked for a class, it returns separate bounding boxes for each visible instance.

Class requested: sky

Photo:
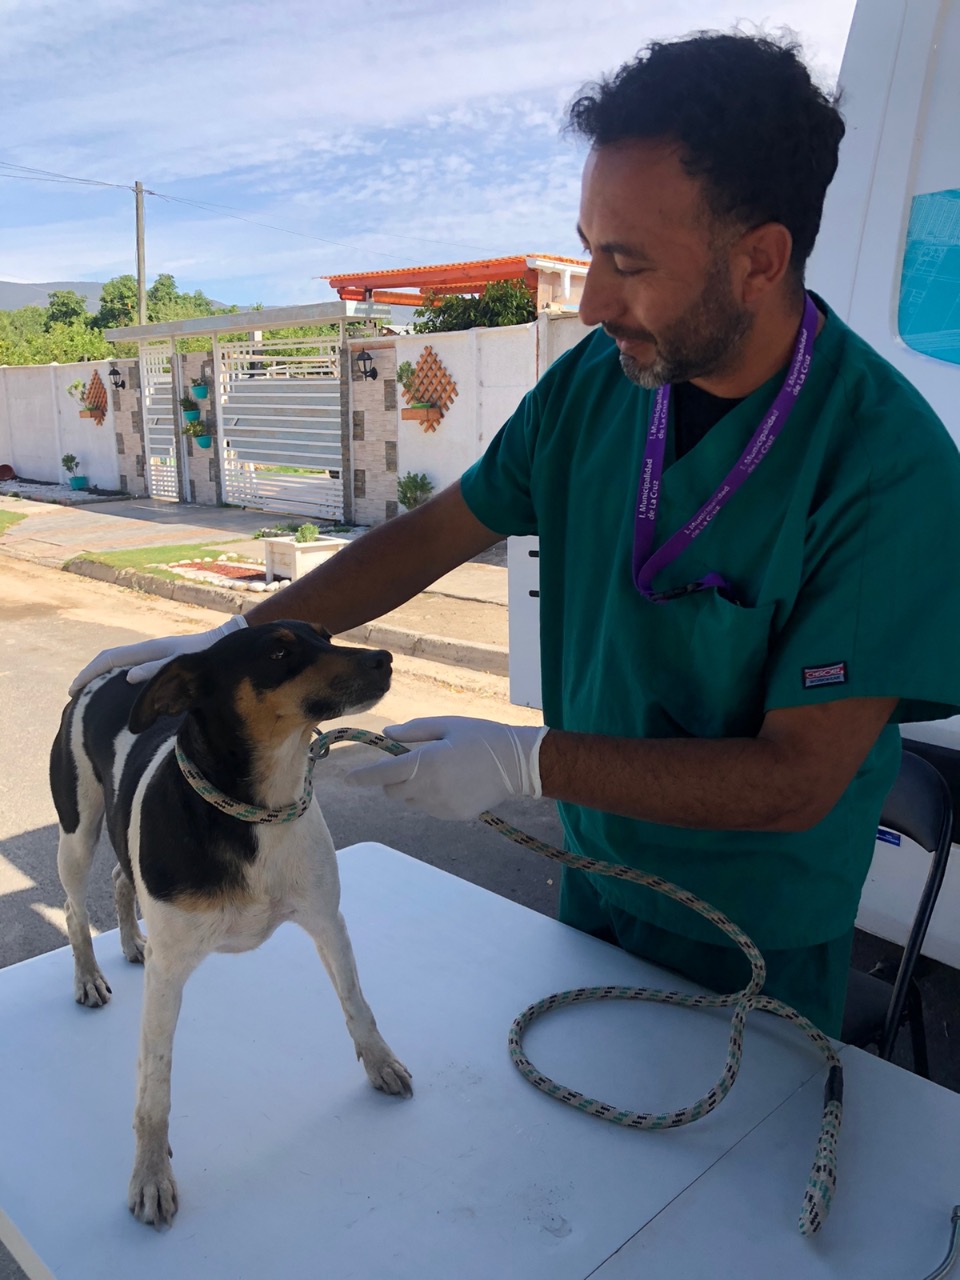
[0,0,858,309]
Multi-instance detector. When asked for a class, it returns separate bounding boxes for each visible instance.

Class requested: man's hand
[346,716,549,820]
[68,614,248,695]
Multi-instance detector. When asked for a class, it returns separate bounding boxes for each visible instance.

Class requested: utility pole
[135,181,147,325]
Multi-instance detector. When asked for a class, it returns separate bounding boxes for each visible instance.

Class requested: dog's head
[128,621,392,737]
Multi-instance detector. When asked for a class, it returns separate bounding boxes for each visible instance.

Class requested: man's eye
[614,263,648,277]
[269,647,288,660]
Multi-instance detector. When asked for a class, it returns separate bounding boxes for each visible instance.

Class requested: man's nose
[578,259,619,330]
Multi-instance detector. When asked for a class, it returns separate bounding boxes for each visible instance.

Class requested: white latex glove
[346,716,550,820]
[68,614,248,695]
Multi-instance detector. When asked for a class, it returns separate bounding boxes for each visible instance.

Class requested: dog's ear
[128,654,206,734]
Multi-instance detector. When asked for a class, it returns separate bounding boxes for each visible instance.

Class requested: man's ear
[128,654,206,734]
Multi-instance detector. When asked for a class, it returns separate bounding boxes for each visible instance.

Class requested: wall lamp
[356,349,378,380]
[108,366,126,391]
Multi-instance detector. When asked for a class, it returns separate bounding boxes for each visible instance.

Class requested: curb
[337,622,508,678]
[59,556,510,678]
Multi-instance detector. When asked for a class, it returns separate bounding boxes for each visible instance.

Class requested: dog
[50,620,412,1228]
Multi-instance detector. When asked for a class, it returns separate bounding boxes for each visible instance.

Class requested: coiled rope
[312,726,844,1236]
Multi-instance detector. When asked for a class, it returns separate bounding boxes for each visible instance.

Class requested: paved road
[0,559,561,1279]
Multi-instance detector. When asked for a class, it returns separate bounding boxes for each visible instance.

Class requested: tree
[0,306,45,342]
[92,275,138,330]
[0,272,243,365]
[0,321,111,366]
[413,278,536,333]
[44,289,89,331]
[146,272,178,320]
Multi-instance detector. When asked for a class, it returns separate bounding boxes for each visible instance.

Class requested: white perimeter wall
[0,360,120,489]
[395,313,591,495]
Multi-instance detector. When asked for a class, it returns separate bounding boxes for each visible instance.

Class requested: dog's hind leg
[128,944,198,1228]
[113,862,146,964]
[57,804,110,1008]
[296,902,413,1099]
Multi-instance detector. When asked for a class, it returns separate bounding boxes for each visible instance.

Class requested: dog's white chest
[214,809,336,954]
[213,901,295,953]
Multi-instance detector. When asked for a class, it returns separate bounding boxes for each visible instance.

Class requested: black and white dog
[50,620,412,1228]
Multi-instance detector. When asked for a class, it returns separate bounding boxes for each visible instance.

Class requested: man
[73,32,960,1037]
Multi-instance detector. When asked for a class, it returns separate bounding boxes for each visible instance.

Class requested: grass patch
[69,541,241,580]
[0,510,28,535]
[255,465,331,477]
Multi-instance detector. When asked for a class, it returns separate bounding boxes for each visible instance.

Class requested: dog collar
[174,743,314,824]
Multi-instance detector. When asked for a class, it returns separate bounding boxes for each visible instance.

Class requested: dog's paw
[360,1044,413,1098]
[128,1159,179,1229]
[122,934,146,965]
[74,970,112,1007]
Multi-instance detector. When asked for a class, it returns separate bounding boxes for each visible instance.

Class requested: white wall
[395,324,537,494]
[0,360,120,489]
[537,311,592,372]
[395,313,593,494]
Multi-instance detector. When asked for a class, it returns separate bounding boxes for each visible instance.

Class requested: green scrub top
[460,298,960,951]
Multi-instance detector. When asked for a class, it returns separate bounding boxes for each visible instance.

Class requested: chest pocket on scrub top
[674,593,776,739]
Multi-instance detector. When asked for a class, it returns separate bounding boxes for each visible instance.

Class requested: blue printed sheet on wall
[899,189,960,366]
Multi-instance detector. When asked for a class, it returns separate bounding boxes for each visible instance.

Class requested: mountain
[0,281,232,312]
[0,280,104,311]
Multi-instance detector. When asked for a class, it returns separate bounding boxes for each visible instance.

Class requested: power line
[0,161,131,191]
[0,159,491,258]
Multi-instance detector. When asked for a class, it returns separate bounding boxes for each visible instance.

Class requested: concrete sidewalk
[0,495,511,676]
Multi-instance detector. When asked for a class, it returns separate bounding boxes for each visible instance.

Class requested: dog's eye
[269,647,288,660]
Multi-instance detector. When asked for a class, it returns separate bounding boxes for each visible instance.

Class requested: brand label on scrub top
[802,661,848,689]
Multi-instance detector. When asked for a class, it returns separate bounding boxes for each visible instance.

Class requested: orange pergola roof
[321,254,588,305]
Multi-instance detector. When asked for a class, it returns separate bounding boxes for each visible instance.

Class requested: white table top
[1,842,958,1279]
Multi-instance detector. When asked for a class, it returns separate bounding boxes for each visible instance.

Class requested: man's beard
[613,261,753,390]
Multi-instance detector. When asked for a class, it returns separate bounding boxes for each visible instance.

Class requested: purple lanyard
[632,293,818,604]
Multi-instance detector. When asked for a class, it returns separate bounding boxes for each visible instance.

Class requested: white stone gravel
[0,479,119,505]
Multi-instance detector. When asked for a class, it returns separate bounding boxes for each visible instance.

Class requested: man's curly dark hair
[566,31,845,276]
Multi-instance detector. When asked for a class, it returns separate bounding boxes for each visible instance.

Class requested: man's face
[577,141,753,389]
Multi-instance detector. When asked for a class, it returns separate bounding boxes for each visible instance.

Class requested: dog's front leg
[297,904,413,1099]
[129,948,195,1228]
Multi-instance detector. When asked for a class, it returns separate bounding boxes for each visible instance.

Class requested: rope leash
[313,726,843,1237]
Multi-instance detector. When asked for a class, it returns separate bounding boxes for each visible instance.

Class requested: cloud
[0,0,857,303]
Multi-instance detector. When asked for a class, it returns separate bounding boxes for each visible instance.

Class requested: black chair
[841,749,954,1077]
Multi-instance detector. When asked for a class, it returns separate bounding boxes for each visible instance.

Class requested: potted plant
[78,401,101,420]
[179,393,201,423]
[396,361,433,409]
[397,472,434,510]
[190,377,209,401]
[262,522,348,584]
[180,419,212,449]
[62,453,89,490]
[396,359,440,425]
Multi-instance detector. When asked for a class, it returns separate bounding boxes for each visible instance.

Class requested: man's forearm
[245,482,501,632]
[538,729,825,833]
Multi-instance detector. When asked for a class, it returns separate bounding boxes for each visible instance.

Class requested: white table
[1,843,958,1279]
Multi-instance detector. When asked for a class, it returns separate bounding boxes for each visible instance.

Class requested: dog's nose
[362,649,392,671]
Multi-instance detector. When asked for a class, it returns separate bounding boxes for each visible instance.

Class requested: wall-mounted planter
[401,407,441,424]
[194,435,212,449]
[263,535,347,584]
[191,384,209,400]
[183,409,201,423]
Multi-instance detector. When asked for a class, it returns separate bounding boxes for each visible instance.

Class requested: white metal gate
[215,334,343,519]
[139,342,179,500]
